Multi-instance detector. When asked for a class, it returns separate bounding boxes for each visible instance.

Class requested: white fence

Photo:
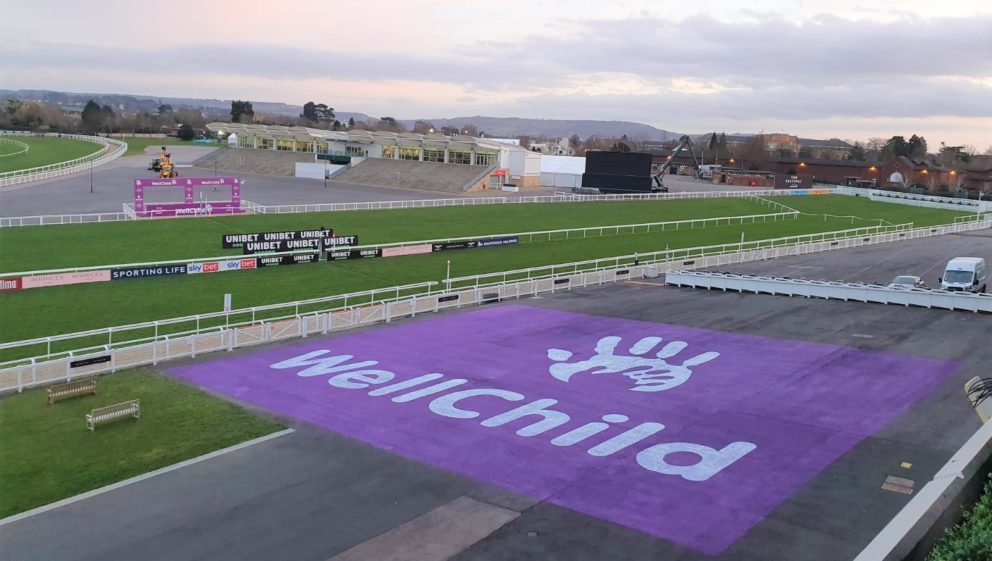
[241,189,816,215]
[665,271,992,313]
[0,188,817,228]
[834,185,991,213]
[0,211,132,227]
[7,218,990,393]
[0,137,30,158]
[0,133,127,188]
[1,211,798,278]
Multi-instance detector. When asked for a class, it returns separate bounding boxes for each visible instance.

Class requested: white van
[940,257,987,292]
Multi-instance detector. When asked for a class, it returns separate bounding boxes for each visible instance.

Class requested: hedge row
[927,473,992,561]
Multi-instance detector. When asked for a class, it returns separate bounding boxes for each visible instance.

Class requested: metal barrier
[665,271,992,313]
[834,185,991,213]
[0,133,127,188]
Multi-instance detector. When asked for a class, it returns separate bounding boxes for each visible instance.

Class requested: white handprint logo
[546,336,720,393]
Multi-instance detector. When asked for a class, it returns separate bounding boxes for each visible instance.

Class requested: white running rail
[0,137,29,158]
[1,188,824,227]
[0,133,127,188]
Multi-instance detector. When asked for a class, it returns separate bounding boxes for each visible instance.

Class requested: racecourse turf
[0,136,104,173]
[0,196,968,348]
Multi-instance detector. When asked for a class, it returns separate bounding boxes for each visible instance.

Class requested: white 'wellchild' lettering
[270,349,755,482]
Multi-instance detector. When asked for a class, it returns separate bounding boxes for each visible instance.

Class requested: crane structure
[652,135,701,188]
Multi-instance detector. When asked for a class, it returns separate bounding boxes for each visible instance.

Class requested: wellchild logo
[270,346,755,482]
[547,336,719,393]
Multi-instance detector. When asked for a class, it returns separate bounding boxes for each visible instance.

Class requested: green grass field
[0,196,967,348]
[0,369,284,518]
[0,136,104,173]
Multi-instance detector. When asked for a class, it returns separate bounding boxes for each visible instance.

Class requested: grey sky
[1,0,990,146]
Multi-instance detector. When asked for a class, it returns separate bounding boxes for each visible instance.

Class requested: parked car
[888,275,926,289]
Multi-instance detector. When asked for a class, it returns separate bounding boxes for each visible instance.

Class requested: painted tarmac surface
[171,303,956,554]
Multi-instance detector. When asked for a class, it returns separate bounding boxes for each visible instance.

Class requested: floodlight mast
[652,135,701,188]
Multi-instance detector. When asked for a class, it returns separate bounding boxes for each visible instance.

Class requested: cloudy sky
[2,0,990,147]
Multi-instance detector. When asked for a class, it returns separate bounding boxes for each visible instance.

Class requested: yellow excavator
[159,153,178,178]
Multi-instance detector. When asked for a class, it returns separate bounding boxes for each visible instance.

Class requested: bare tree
[412,120,435,134]
[948,172,966,193]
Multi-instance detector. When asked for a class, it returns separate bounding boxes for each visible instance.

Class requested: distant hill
[401,116,679,141]
[0,90,678,140]
[0,89,371,122]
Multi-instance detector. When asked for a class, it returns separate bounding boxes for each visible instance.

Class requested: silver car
[888,275,926,289]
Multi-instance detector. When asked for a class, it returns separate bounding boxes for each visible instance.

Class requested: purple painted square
[170,304,956,554]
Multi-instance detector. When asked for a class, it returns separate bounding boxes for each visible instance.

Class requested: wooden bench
[86,399,140,431]
[47,379,97,405]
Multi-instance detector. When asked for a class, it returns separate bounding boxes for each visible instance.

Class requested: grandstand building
[206,123,541,188]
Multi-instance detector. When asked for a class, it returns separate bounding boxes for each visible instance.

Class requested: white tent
[540,155,585,188]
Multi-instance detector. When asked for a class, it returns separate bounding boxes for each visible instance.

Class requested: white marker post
[445,260,451,293]
[223,293,232,326]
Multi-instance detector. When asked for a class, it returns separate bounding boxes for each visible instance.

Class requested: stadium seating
[335,158,494,193]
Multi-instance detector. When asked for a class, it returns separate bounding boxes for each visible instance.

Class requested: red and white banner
[382,244,433,258]
[0,277,22,292]
[22,270,111,289]
[187,258,257,274]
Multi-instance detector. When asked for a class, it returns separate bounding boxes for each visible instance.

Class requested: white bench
[86,399,140,431]
[48,379,97,405]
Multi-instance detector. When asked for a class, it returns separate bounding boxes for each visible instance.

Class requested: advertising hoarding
[22,270,112,289]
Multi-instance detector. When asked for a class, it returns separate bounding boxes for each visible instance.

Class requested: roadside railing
[7,217,991,393]
[665,271,992,313]
[0,133,127,188]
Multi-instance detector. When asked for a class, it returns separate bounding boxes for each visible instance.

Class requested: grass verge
[0,369,284,518]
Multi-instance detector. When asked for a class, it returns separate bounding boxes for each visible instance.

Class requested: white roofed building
[206,122,541,188]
